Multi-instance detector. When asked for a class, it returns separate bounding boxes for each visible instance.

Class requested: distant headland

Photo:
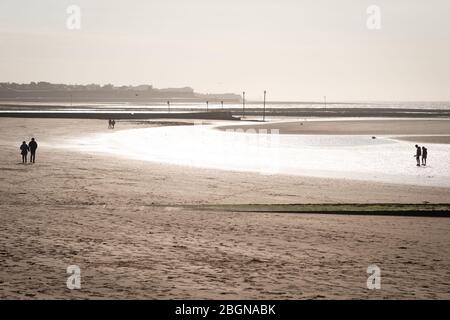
[0,82,241,103]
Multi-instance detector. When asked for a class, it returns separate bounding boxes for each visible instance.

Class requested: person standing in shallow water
[20,141,29,164]
[422,146,428,166]
[415,144,421,167]
[29,138,38,163]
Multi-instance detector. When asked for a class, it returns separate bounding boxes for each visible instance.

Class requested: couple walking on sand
[415,145,428,167]
[20,138,38,164]
[108,119,116,129]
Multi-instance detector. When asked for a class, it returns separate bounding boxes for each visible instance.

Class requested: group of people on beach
[108,119,116,129]
[20,138,38,164]
[415,145,428,167]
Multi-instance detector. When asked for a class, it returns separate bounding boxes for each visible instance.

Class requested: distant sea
[1,101,450,112]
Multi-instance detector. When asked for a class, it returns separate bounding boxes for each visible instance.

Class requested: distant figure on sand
[20,141,29,164]
[111,119,116,129]
[415,145,421,167]
[422,146,428,166]
[108,119,112,129]
[29,138,38,163]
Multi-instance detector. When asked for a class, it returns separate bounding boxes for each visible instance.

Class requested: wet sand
[0,110,238,121]
[1,118,449,204]
[217,119,450,136]
[2,105,450,119]
[1,117,449,299]
[391,136,450,145]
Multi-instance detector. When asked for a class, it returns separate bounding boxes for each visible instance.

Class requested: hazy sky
[0,0,449,101]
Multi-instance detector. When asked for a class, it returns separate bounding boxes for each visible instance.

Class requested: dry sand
[1,118,449,299]
[1,205,449,299]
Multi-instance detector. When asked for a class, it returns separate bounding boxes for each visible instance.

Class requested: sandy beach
[1,117,449,299]
[2,0,450,304]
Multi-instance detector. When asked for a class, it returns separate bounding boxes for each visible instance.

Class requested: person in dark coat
[20,141,29,164]
[415,145,421,167]
[421,146,428,166]
[29,138,38,163]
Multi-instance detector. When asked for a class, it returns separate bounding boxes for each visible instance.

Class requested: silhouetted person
[108,119,112,129]
[29,138,38,163]
[422,146,427,166]
[415,145,421,167]
[20,141,29,164]
[111,119,116,129]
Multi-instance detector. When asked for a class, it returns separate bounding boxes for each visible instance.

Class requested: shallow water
[67,123,450,188]
[2,101,450,111]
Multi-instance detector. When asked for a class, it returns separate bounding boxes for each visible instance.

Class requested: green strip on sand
[183,204,450,217]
